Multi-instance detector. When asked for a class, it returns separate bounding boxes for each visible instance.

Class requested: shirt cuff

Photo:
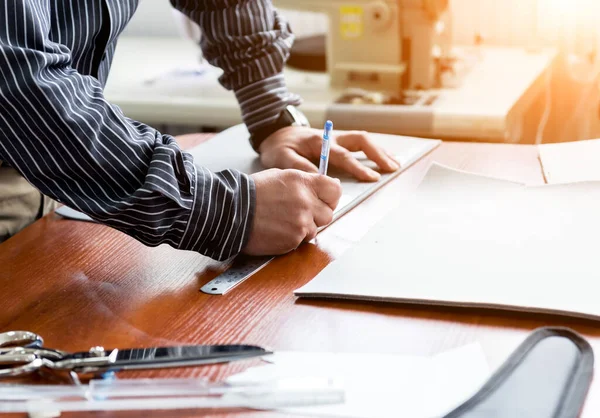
[179,166,256,261]
[235,74,303,136]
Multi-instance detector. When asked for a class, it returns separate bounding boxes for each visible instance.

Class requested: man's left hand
[258,126,400,182]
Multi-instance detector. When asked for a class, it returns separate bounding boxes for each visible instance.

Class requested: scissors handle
[0,357,45,378]
[0,331,43,348]
[0,331,49,378]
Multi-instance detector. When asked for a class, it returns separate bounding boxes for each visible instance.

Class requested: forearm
[171,0,302,134]
[0,8,254,260]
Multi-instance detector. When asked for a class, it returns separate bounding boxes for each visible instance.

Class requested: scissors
[0,331,271,379]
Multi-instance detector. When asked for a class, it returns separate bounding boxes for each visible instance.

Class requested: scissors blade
[112,344,270,371]
[64,344,271,372]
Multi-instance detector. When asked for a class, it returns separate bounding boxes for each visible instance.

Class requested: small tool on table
[0,330,270,381]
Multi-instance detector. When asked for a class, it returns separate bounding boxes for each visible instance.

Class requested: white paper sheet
[538,138,600,184]
[55,125,438,224]
[188,124,440,224]
[227,344,489,418]
[55,205,94,222]
[295,163,600,320]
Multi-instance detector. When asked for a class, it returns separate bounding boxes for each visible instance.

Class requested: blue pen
[319,120,333,176]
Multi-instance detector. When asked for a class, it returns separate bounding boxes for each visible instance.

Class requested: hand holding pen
[242,119,399,257]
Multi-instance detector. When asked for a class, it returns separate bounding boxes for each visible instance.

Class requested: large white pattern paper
[296,163,600,320]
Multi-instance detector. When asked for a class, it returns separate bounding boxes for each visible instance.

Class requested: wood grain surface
[1,138,599,418]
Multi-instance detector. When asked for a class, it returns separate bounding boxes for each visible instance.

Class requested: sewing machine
[274,0,453,94]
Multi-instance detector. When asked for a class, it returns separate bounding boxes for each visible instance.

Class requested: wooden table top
[2,137,599,418]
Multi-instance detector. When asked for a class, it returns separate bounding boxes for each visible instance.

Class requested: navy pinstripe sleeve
[0,1,254,260]
[171,0,303,135]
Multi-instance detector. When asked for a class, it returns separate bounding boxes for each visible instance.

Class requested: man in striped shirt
[0,1,398,260]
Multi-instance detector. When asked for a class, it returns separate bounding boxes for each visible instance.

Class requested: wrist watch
[249,105,310,152]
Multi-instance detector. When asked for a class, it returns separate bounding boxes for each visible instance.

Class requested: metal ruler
[200,256,274,295]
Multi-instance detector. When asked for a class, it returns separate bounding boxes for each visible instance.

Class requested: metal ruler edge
[200,256,274,295]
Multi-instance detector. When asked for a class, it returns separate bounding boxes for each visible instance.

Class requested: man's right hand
[243,169,342,256]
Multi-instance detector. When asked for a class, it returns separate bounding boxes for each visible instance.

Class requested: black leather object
[445,327,594,418]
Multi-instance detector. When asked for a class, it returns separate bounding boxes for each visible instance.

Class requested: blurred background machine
[104,0,600,144]
[271,0,551,142]
[277,0,454,93]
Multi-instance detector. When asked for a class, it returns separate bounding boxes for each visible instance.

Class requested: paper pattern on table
[227,343,490,418]
[296,162,600,321]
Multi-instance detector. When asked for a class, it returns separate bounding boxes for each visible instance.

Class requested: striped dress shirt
[0,0,302,260]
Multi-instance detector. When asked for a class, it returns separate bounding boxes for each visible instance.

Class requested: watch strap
[249,106,310,152]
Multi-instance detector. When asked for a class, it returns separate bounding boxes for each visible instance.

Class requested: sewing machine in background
[104,0,568,143]
[276,0,454,94]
